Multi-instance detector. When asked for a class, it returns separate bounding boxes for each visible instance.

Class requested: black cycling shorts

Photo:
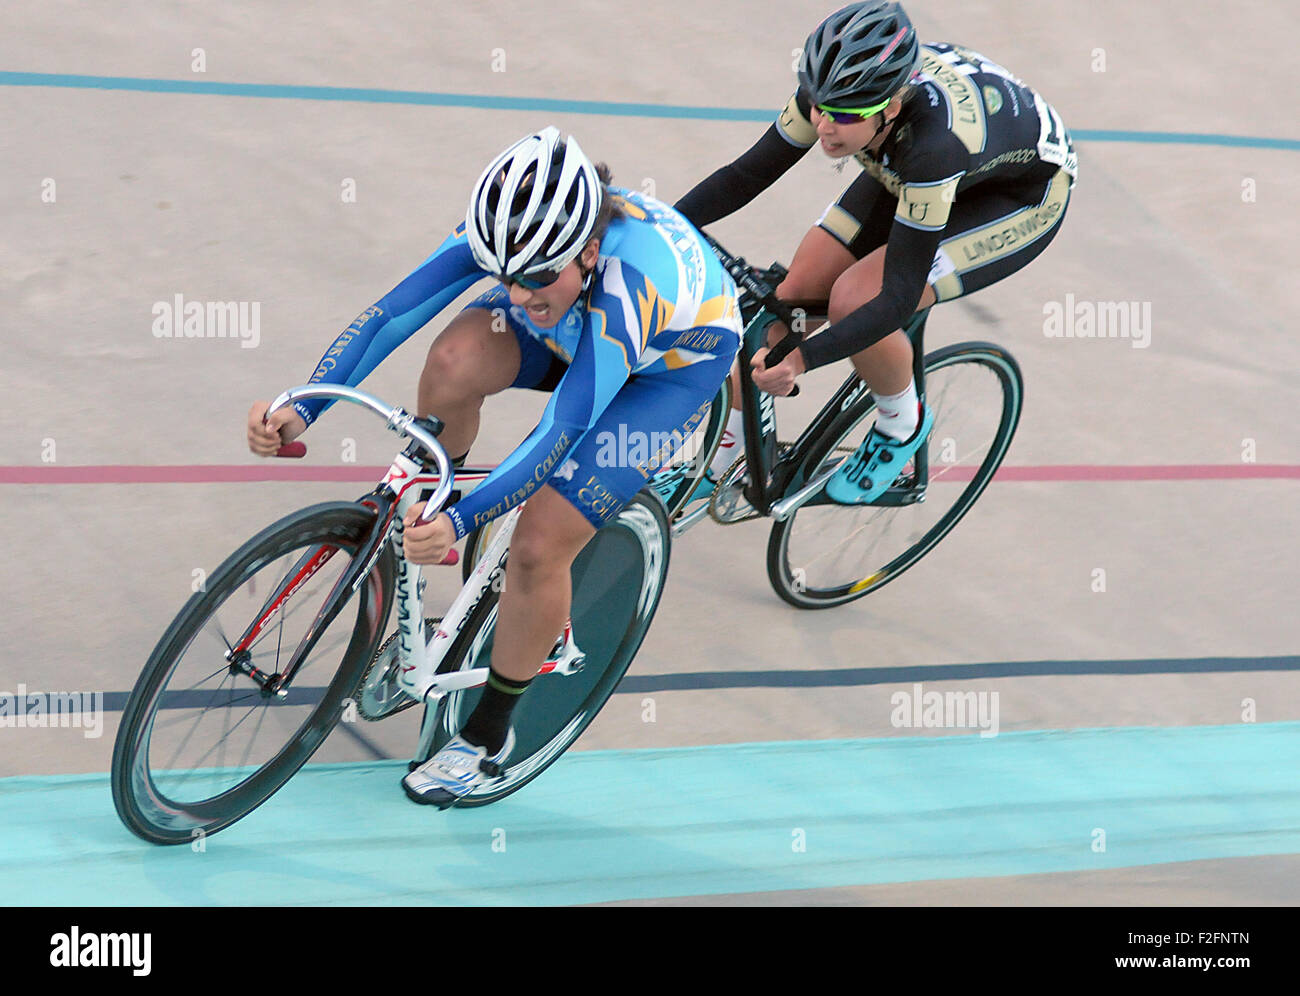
[817,167,1073,302]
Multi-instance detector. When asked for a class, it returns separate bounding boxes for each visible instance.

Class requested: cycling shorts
[818,167,1073,302]
[462,286,735,530]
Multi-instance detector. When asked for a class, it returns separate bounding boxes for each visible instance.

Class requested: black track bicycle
[646,234,1025,609]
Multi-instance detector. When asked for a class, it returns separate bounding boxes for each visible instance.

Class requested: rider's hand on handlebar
[403,504,458,566]
[751,345,805,397]
[247,401,308,457]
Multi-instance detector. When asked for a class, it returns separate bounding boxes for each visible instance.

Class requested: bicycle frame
[704,235,935,522]
[263,385,587,764]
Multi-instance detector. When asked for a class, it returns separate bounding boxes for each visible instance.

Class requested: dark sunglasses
[502,267,563,291]
[819,107,877,125]
[801,87,891,125]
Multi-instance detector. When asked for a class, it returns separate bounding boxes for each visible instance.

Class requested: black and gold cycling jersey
[777,43,1076,234]
[675,42,1076,370]
[679,42,1075,232]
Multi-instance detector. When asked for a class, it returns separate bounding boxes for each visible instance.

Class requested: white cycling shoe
[402,728,516,809]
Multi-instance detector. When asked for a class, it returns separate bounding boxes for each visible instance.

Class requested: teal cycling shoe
[686,472,716,504]
[826,403,934,505]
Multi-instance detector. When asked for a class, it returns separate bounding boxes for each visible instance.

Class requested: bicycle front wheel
[111,502,396,844]
[767,342,1023,608]
[435,490,671,806]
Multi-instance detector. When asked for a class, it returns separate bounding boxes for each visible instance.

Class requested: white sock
[873,380,919,440]
[707,407,745,478]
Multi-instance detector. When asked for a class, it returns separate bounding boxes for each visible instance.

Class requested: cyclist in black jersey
[676,0,1076,503]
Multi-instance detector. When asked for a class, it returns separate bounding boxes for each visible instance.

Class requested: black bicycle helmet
[798,2,921,108]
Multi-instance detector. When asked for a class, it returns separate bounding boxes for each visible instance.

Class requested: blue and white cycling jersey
[293,187,742,538]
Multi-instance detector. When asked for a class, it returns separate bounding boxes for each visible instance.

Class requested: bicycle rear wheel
[767,342,1022,608]
[435,490,671,806]
[111,502,396,844]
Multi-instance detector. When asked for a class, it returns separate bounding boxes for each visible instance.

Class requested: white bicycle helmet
[465,126,603,280]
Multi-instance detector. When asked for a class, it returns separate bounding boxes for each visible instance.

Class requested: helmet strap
[869,99,901,147]
[577,239,599,290]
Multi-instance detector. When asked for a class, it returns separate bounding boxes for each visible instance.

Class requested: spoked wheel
[111,502,396,844]
[434,490,670,806]
[767,343,1023,608]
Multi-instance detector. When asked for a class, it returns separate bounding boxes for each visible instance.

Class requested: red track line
[0,464,1297,485]
[991,464,1300,481]
[0,465,398,484]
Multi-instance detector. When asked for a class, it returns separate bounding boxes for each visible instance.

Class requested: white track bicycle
[111,384,673,844]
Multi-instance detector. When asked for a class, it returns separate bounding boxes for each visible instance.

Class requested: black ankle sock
[460,669,532,754]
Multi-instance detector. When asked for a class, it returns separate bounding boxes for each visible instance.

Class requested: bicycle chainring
[355,617,440,721]
[708,455,761,524]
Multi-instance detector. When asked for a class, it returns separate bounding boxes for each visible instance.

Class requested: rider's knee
[421,321,489,403]
[827,272,884,324]
[775,264,832,303]
[506,519,570,578]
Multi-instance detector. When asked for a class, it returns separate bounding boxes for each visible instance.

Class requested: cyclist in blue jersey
[678,1,1076,503]
[247,127,741,807]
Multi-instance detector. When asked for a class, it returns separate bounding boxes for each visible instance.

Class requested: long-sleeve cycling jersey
[675,42,1076,371]
[293,188,740,539]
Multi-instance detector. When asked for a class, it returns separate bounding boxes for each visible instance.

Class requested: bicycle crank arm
[417,667,491,699]
[671,499,712,537]
[410,619,586,701]
[769,454,852,521]
[408,619,586,765]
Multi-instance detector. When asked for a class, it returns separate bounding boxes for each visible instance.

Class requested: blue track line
[4,722,1299,905]
[2,71,1297,151]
